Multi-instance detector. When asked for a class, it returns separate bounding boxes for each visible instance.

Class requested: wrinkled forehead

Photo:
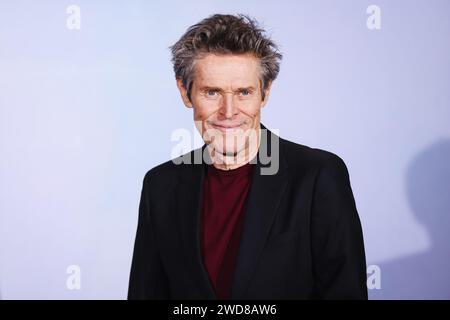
[192,53,262,88]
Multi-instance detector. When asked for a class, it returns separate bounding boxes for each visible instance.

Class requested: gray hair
[169,13,283,101]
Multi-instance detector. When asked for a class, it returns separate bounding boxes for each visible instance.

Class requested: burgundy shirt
[200,161,255,300]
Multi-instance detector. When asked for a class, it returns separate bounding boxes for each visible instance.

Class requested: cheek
[194,109,212,121]
[242,102,262,119]
[193,103,217,121]
[192,103,206,120]
[193,109,203,121]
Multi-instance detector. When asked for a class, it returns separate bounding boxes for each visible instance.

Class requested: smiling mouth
[210,123,244,133]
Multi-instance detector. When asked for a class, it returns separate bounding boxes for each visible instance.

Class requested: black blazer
[128,123,368,300]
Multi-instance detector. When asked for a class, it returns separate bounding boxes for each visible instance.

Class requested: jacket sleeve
[128,172,170,299]
[310,154,368,299]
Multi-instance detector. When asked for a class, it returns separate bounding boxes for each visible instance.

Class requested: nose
[219,92,239,119]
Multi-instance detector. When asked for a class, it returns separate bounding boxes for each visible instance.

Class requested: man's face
[177,53,271,158]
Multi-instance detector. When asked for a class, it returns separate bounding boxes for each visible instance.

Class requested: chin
[211,143,241,155]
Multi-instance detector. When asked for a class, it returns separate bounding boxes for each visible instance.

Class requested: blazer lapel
[229,124,288,299]
[174,145,217,299]
[173,124,288,300]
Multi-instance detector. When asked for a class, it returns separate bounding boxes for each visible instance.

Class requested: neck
[207,126,261,171]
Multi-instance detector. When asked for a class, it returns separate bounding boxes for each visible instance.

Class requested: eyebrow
[199,86,256,92]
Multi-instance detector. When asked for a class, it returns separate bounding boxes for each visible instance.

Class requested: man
[128,13,368,300]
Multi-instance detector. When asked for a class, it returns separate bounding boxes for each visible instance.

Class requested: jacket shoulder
[280,137,349,174]
[141,147,201,187]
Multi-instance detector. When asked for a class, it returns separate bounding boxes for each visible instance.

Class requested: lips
[211,123,243,133]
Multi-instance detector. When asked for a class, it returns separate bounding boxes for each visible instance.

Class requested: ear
[261,81,272,108]
[176,78,193,108]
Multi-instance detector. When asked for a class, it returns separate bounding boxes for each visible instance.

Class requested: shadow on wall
[370,138,450,299]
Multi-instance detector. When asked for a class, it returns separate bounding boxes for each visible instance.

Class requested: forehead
[193,53,261,87]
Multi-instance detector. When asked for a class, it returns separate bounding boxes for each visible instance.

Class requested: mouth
[210,123,244,133]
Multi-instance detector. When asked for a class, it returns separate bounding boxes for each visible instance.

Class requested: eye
[240,89,251,96]
[206,89,218,97]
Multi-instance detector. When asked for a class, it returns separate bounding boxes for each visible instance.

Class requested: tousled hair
[169,13,283,101]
